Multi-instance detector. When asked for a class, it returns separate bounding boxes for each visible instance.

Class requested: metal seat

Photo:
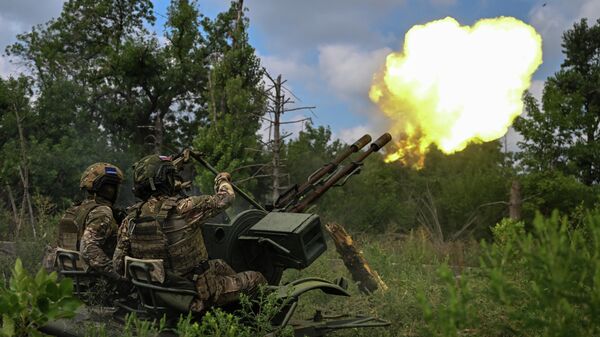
[55,248,92,296]
[125,258,198,317]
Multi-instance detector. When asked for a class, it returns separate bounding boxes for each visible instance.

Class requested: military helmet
[80,162,124,192]
[132,155,177,199]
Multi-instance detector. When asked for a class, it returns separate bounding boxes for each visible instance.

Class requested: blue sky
[1,0,599,147]
[150,0,600,146]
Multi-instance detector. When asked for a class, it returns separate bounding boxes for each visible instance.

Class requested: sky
[1,0,599,149]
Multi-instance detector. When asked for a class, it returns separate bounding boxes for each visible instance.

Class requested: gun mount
[197,133,392,285]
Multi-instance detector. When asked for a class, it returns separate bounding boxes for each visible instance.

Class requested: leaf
[58,278,73,297]
[36,297,50,314]
[1,314,15,337]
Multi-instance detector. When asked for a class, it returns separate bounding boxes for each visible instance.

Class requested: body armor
[128,196,208,277]
[57,200,101,250]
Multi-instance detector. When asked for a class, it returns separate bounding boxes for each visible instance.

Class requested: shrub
[422,210,600,337]
[176,288,293,337]
[0,258,81,337]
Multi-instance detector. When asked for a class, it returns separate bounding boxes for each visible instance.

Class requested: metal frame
[55,250,92,296]
[127,261,198,315]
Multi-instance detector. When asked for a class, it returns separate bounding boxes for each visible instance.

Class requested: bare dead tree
[4,184,19,238]
[261,72,313,203]
[509,179,522,220]
[13,102,36,238]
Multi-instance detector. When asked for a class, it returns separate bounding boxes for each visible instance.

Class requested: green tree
[193,1,266,193]
[515,18,600,186]
[417,141,510,239]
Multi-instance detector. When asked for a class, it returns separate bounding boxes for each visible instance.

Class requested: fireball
[370,16,542,168]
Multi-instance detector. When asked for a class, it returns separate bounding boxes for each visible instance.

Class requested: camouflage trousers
[190,259,266,312]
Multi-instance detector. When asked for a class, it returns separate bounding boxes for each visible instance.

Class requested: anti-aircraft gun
[196,133,392,286]
[42,133,392,337]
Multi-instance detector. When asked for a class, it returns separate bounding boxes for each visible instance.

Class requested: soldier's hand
[215,172,231,183]
[214,172,232,192]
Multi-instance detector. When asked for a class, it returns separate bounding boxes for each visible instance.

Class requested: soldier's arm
[112,218,131,277]
[176,173,235,226]
[80,206,116,273]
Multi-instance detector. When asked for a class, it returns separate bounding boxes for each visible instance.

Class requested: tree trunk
[209,69,217,124]
[325,223,388,294]
[5,184,19,239]
[154,111,164,154]
[14,103,36,238]
[509,179,522,221]
[272,75,282,203]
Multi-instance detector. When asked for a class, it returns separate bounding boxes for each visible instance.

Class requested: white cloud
[336,125,373,144]
[503,127,523,153]
[259,53,317,90]
[0,0,65,78]
[0,56,16,78]
[243,0,405,55]
[528,0,600,71]
[318,44,391,101]
[529,79,545,102]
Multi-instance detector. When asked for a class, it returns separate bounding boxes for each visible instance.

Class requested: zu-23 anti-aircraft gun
[45,133,392,337]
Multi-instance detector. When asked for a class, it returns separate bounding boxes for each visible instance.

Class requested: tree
[515,18,600,186]
[193,1,266,194]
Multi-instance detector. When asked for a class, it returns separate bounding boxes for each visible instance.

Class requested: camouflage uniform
[113,155,266,312]
[79,200,119,273]
[57,162,123,276]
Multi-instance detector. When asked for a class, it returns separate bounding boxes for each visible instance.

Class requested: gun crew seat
[55,248,92,296]
[124,257,198,317]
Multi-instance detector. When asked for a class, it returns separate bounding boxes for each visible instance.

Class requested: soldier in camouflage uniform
[57,162,125,281]
[113,154,266,312]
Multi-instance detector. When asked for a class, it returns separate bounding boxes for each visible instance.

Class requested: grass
[282,228,483,337]
[4,211,599,337]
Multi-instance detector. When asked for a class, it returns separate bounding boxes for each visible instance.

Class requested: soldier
[57,162,125,282]
[113,154,266,312]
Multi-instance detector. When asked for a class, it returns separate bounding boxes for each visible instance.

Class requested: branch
[235,175,272,184]
[283,106,316,113]
[280,118,312,125]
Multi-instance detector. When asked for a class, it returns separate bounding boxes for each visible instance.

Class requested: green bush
[419,264,476,337]
[177,310,253,337]
[176,289,293,337]
[420,210,600,337]
[482,210,600,336]
[491,218,525,246]
[0,258,81,337]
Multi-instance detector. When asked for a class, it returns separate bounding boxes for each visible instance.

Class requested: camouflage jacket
[113,179,235,276]
[80,199,119,274]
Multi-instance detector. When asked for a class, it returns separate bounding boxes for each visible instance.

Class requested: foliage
[519,170,599,219]
[123,313,166,337]
[284,125,510,237]
[176,288,293,337]
[419,264,476,337]
[491,218,525,246]
[177,310,253,337]
[515,18,600,186]
[193,1,266,195]
[0,259,81,337]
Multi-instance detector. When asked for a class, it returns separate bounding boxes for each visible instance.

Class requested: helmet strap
[149,177,157,191]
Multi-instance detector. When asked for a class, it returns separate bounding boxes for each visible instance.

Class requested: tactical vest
[57,200,101,250]
[128,196,208,277]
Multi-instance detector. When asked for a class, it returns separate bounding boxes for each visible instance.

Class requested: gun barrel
[274,134,372,208]
[289,133,392,213]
